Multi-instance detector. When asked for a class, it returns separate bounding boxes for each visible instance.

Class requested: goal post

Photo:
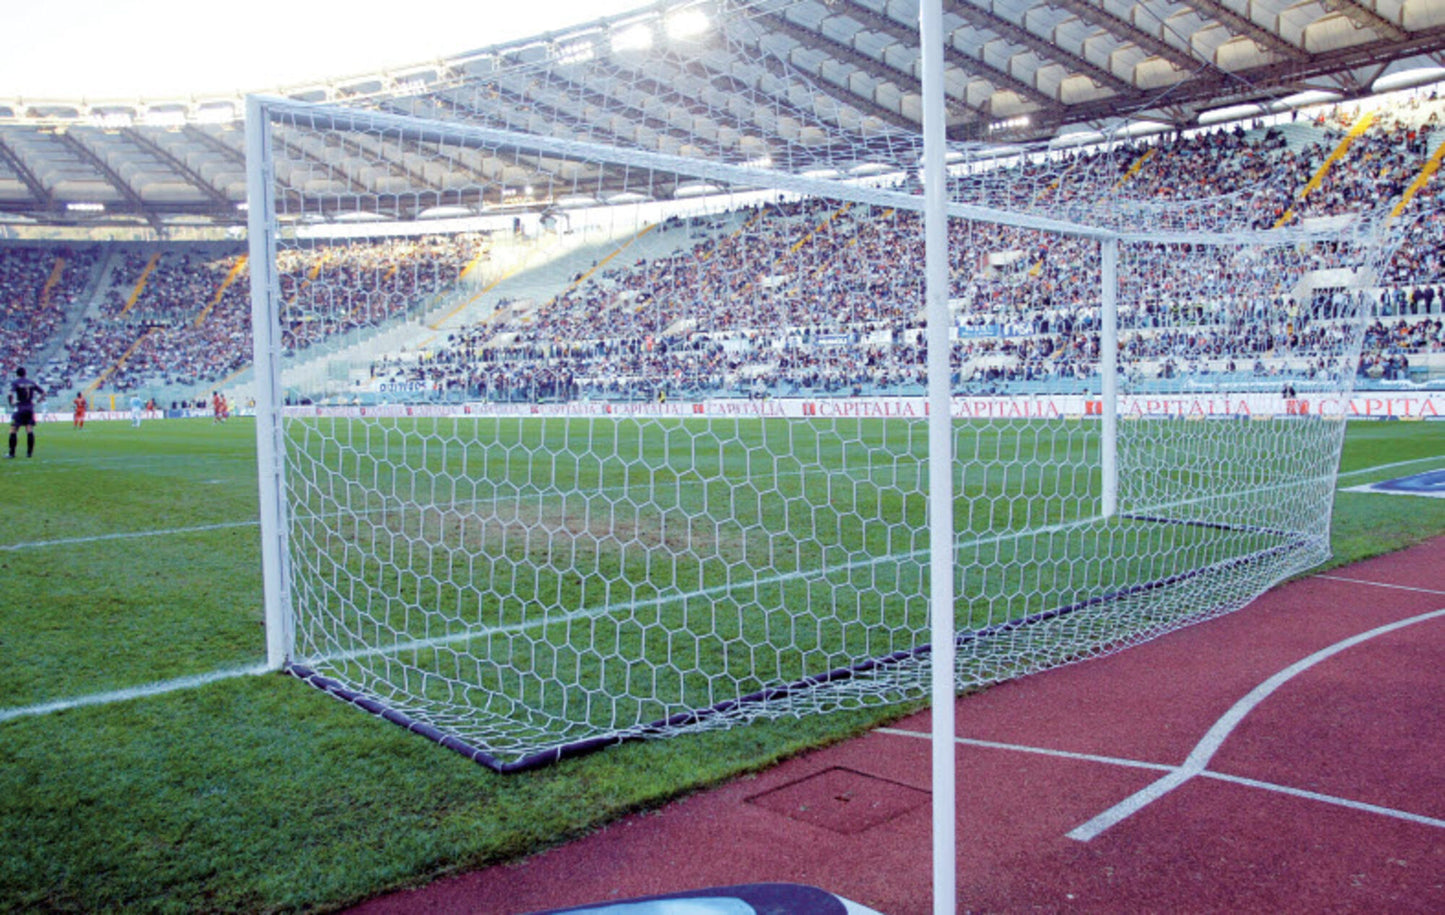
[244,91,1392,773]
[245,93,294,673]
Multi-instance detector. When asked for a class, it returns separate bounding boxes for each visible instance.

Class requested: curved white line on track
[1067,604,1445,841]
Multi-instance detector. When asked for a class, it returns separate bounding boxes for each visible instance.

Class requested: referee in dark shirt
[8,366,45,459]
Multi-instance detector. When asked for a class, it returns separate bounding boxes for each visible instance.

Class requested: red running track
[350,536,1445,914]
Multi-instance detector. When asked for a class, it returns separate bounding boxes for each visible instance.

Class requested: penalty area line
[0,662,272,724]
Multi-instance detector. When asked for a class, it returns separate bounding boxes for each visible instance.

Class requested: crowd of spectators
[381,106,1445,396]
[0,244,100,372]
[369,98,1445,402]
[277,234,485,352]
[41,233,488,394]
[5,93,1445,402]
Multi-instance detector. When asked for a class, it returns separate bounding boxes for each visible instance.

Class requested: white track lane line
[1314,575,1445,596]
[1066,605,1445,841]
[877,728,1445,832]
[876,728,1177,774]
[1198,770,1445,831]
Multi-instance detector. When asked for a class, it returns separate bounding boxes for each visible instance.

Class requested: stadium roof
[3,0,1445,234]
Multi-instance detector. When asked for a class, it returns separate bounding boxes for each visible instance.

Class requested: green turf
[0,416,1441,912]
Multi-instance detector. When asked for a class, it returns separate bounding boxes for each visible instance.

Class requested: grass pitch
[0,416,1442,912]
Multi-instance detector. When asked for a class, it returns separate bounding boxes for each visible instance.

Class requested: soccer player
[130,394,144,428]
[212,391,225,423]
[72,392,86,430]
[8,367,45,459]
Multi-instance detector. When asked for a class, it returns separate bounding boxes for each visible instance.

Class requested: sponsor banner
[252,391,1443,421]
[376,380,430,394]
[955,321,1033,339]
[1301,394,1444,419]
[32,392,1445,423]
[36,409,164,423]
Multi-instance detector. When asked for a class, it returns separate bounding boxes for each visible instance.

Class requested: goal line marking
[0,520,258,552]
[0,663,271,725]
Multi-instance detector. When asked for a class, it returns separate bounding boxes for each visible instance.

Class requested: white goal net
[245,22,1393,770]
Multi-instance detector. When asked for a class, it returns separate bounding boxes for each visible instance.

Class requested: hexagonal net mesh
[245,92,1394,770]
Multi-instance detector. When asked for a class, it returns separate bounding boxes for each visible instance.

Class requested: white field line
[0,454,251,475]
[0,663,271,724]
[1335,455,1445,481]
[876,727,1445,832]
[0,520,258,552]
[1198,770,1445,830]
[1065,605,1445,841]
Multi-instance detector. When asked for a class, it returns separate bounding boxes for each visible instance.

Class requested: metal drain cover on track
[746,767,930,835]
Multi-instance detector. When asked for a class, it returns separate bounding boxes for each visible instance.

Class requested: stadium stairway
[36,247,118,394]
[1271,119,1326,152]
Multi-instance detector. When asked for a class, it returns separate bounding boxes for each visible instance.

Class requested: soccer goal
[245,82,1391,770]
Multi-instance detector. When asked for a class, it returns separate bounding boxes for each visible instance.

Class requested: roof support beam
[272,131,371,198]
[1037,24,1445,135]
[591,60,745,159]
[1176,0,1308,61]
[793,2,1058,119]
[852,1,1064,110]
[1317,0,1407,43]
[749,7,935,129]
[936,0,1132,95]
[677,57,880,149]
[125,130,234,208]
[422,92,587,199]
[1045,0,1198,73]
[519,67,719,155]
[0,135,55,212]
[401,92,664,206]
[55,131,158,230]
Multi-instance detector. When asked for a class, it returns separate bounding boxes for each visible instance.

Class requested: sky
[1,0,654,100]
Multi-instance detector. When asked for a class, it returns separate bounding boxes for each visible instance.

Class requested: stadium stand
[2,94,1445,405]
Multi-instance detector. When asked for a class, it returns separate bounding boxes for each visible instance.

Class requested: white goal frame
[245,42,1388,908]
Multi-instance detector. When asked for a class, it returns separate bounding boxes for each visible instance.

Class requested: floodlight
[611,23,654,53]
